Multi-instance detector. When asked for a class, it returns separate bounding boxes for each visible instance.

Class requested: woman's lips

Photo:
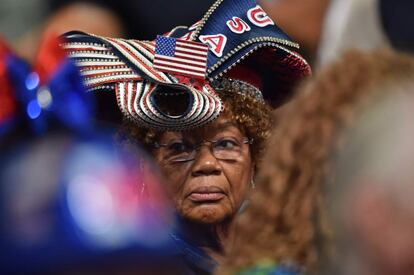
[188,186,225,202]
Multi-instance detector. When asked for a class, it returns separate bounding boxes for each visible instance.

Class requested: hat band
[211,78,264,103]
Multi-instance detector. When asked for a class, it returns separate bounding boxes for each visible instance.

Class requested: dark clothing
[380,0,414,53]
[170,233,217,275]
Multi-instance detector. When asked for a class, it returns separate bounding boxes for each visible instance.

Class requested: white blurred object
[317,0,391,68]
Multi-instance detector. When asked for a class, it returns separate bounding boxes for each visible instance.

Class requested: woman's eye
[215,139,238,149]
[168,141,189,153]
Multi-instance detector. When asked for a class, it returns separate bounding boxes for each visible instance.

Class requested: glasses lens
[212,137,246,160]
[163,140,195,163]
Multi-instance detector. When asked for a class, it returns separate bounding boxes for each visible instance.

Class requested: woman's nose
[191,146,222,177]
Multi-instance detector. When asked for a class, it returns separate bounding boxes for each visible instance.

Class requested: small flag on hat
[154,36,208,79]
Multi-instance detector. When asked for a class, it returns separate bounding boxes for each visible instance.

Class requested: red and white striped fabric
[154,36,208,79]
[62,32,223,131]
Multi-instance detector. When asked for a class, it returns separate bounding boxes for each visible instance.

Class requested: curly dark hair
[117,86,273,169]
[218,49,414,274]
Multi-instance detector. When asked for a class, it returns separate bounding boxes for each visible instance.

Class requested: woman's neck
[177,217,235,260]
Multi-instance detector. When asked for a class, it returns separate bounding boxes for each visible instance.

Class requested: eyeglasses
[154,137,253,163]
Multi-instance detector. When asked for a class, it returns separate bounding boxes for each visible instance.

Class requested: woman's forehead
[159,115,244,140]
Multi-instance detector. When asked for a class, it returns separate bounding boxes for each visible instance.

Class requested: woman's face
[153,114,253,225]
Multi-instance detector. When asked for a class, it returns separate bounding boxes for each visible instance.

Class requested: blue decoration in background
[0,133,176,274]
[5,54,94,135]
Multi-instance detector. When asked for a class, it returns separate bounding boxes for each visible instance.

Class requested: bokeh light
[26,99,41,119]
[25,72,40,91]
[36,86,53,109]
[62,139,173,249]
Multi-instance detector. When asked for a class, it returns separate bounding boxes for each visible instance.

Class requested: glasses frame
[153,137,253,163]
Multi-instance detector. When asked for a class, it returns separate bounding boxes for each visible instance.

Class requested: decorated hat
[63,0,311,131]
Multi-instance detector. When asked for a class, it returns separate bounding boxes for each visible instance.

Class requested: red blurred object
[0,38,17,124]
[33,33,67,85]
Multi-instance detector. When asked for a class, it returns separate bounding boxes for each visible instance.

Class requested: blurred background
[1,0,414,69]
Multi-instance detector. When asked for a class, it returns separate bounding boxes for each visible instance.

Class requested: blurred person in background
[218,49,414,274]
[46,0,216,40]
[261,0,414,67]
[63,0,310,273]
[6,0,215,61]
[321,67,414,275]
[260,0,387,65]
[316,0,390,67]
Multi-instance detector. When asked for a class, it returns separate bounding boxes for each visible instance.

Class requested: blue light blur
[25,72,40,91]
[0,134,176,274]
[27,100,41,119]
[48,60,95,133]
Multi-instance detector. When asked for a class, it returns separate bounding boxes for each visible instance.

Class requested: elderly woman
[63,0,310,273]
[119,77,273,262]
[218,49,414,274]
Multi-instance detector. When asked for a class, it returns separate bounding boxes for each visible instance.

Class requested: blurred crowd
[2,0,414,65]
[1,1,414,275]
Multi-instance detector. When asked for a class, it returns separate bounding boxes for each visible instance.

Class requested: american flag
[154,36,208,79]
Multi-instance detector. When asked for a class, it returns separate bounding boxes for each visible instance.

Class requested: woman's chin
[183,203,231,225]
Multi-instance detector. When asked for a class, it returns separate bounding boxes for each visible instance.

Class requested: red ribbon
[33,33,67,85]
[0,38,17,124]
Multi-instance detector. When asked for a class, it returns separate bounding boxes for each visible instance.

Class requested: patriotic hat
[63,0,310,131]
